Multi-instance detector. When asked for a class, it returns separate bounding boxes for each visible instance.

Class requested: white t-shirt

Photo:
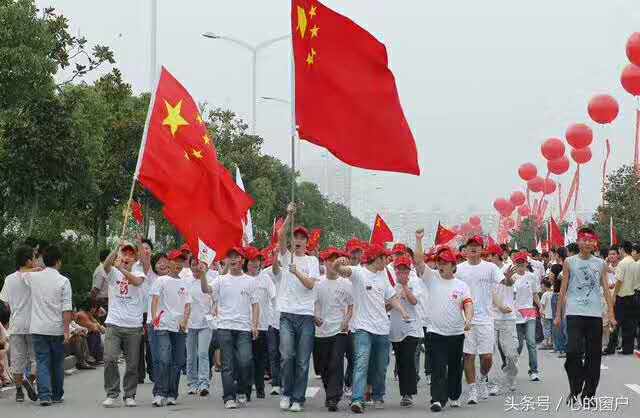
[0,271,32,334]
[456,260,503,325]
[315,277,353,338]
[493,283,516,321]
[263,267,281,329]
[387,266,427,329]
[253,272,277,331]
[92,263,109,299]
[540,290,553,319]
[350,266,396,335]
[24,268,73,336]
[150,276,192,332]
[212,273,258,332]
[389,277,425,342]
[277,251,320,316]
[420,268,472,336]
[187,276,214,329]
[145,270,159,324]
[513,271,540,323]
[529,258,545,283]
[105,268,146,328]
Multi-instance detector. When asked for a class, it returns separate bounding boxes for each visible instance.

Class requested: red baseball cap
[486,244,504,257]
[437,249,457,264]
[224,246,245,258]
[364,244,386,263]
[393,255,413,269]
[167,249,187,261]
[120,241,138,254]
[513,252,528,264]
[293,226,309,239]
[466,235,484,247]
[320,247,346,261]
[180,243,192,254]
[243,246,263,261]
[392,243,408,255]
[345,238,365,253]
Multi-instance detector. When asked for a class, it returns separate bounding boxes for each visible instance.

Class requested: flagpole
[290,45,296,262]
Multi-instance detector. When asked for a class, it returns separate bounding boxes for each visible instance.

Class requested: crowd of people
[1,203,639,413]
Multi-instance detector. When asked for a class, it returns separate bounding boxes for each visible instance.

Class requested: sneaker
[478,379,489,400]
[430,401,442,412]
[225,399,237,409]
[450,399,460,408]
[467,385,478,405]
[425,374,431,385]
[124,398,137,407]
[508,376,517,392]
[530,373,540,382]
[166,397,177,406]
[270,386,281,395]
[102,397,120,408]
[52,398,64,404]
[558,352,566,358]
[400,395,414,407]
[343,386,352,398]
[327,399,338,412]
[289,402,304,412]
[280,396,291,410]
[23,379,38,402]
[237,394,247,407]
[152,396,166,407]
[373,400,384,409]
[350,401,364,414]
[199,388,209,397]
[187,388,197,395]
[256,390,265,399]
[16,387,25,403]
[489,383,500,396]
[40,400,52,407]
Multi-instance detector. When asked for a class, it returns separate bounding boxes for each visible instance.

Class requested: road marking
[305,387,321,398]
[625,384,640,396]
[600,364,608,370]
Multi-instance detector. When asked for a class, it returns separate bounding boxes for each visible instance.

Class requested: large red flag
[434,222,457,246]
[292,0,420,175]
[549,217,565,249]
[370,214,393,245]
[136,67,254,255]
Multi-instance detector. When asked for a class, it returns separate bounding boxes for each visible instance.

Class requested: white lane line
[305,387,321,398]
[625,384,640,396]
[601,364,608,370]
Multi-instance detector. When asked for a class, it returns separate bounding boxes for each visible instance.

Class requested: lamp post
[202,32,289,134]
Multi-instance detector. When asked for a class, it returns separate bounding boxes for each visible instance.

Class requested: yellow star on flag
[203,133,211,145]
[309,5,317,18]
[191,149,203,159]
[162,99,189,137]
[306,53,314,65]
[310,25,319,38]
[376,219,381,228]
[196,113,204,125]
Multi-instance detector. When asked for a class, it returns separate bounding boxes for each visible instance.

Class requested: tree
[509,218,544,250]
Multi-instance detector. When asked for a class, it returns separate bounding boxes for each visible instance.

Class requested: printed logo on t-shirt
[178,287,187,297]
[450,289,464,301]
[117,280,129,296]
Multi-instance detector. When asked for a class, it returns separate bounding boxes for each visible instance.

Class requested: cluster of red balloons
[622,33,640,97]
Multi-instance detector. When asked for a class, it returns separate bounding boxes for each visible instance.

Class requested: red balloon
[588,94,619,125]
[469,216,481,226]
[500,201,515,217]
[518,205,531,217]
[543,178,556,194]
[461,223,473,234]
[571,147,592,164]
[493,198,508,212]
[541,138,565,161]
[528,176,545,193]
[621,64,640,96]
[502,217,515,229]
[565,123,593,149]
[518,163,537,182]
[510,191,526,207]
[547,155,570,175]
[626,32,640,67]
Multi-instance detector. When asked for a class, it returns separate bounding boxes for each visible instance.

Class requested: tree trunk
[27,195,39,236]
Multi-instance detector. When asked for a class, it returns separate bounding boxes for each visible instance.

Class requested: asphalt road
[1,347,639,417]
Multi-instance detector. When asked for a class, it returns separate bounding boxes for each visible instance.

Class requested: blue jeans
[352,330,390,403]
[186,328,212,391]
[32,334,65,402]
[218,329,253,401]
[553,318,568,352]
[517,320,539,374]
[148,328,161,396]
[279,312,315,404]
[154,331,187,399]
[267,327,281,387]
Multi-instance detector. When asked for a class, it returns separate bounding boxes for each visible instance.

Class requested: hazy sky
[41,0,640,217]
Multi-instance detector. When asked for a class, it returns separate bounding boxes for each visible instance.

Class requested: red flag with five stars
[434,222,457,246]
[292,0,420,175]
[135,67,254,257]
[370,214,393,245]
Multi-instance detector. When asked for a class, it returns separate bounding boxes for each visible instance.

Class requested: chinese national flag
[136,67,254,256]
[434,222,457,246]
[130,200,144,225]
[549,217,565,249]
[292,0,420,175]
[306,228,322,252]
[370,214,393,245]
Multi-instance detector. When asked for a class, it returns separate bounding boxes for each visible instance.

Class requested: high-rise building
[299,150,352,208]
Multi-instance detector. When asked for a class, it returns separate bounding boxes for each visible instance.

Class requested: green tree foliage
[509,217,544,250]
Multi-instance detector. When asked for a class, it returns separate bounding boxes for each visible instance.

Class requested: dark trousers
[615,295,640,354]
[565,316,602,399]
[252,331,268,392]
[218,329,253,401]
[155,331,186,399]
[392,336,420,397]
[344,332,354,388]
[422,328,432,375]
[32,334,65,402]
[86,332,104,362]
[315,334,348,402]
[266,327,281,387]
[429,333,464,407]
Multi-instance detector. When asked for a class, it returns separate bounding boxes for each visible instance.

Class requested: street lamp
[202,32,289,134]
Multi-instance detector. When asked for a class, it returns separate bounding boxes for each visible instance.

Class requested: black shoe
[77,363,96,370]
[16,388,25,403]
[602,349,614,356]
[256,390,265,399]
[40,400,52,407]
[22,379,38,402]
[327,399,338,412]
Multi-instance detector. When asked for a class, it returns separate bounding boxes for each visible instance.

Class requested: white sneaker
[166,397,177,406]
[152,396,165,407]
[124,398,137,407]
[270,386,280,396]
[530,373,540,382]
[102,397,120,408]
[425,374,431,385]
[280,396,291,410]
[450,399,460,408]
[488,383,499,396]
[467,385,478,405]
[225,400,237,409]
[237,394,247,407]
[430,401,442,412]
[508,376,517,392]
[289,402,304,412]
[478,380,489,400]
[373,400,384,409]
[343,386,352,398]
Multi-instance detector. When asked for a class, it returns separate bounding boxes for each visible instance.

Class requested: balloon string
[602,138,611,207]
[573,165,581,212]
[560,167,579,222]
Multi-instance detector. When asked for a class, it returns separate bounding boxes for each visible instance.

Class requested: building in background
[300,150,352,208]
